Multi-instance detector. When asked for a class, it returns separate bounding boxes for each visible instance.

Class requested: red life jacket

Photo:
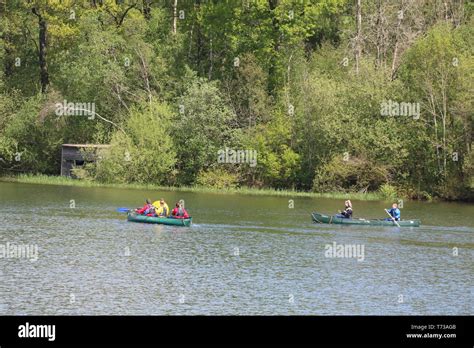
[172,207,189,218]
[137,203,154,215]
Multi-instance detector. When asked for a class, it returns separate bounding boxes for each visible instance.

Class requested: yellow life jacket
[153,201,169,216]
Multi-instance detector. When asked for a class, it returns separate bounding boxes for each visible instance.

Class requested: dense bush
[312,155,390,193]
[196,168,239,189]
[171,70,238,185]
[92,102,176,184]
[378,184,398,200]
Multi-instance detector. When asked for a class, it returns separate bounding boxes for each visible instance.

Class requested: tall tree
[31,6,49,93]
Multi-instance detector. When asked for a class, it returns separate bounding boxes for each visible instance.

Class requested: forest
[0,0,472,201]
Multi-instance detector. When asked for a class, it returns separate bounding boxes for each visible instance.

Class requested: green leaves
[171,72,237,185]
[94,101,176,185]
[0,0,472,200]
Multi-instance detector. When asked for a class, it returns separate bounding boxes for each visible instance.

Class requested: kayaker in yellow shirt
[153,198,170,217]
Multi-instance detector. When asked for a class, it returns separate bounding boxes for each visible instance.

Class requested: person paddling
[135,199,155,215]
[386,203,401,221]
[171,202,189,219]
[154,199,170,217]
[336,200,353,219]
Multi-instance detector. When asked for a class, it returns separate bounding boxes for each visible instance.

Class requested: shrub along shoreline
[1,174,390,201]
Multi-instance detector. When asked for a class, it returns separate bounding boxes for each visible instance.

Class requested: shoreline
[0,174,391,201]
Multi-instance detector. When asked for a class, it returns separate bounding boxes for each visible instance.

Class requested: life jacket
[138,203,154,215]
[144,204,155,214]
[181,208,189,218]
[153,201,169,213]
[172,207,189,218]
[389,208,400,220]
[156,205,169,216]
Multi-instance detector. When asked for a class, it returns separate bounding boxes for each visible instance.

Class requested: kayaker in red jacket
[171,202,189,219]
[135,199,155,215]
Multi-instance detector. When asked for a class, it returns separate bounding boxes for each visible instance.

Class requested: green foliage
[0,94,63,174]
[398,22,473,197]
[243,112,301,188]
[172,70,237,185]
[0,1,472,201]
[196,168,239,190]
[378,184,398,200]
[92,101,176,184]
[223,53,272,127]
[313,155,389,193]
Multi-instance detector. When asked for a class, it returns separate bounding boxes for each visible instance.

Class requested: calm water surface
[0,182,472,315]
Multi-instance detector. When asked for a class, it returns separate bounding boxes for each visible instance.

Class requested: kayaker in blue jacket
[386,203,401,221]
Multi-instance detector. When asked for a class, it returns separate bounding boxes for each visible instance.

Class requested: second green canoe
[311,212,420,227]
[127,212,192,227]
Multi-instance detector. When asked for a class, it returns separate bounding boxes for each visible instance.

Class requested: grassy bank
[0,174,388,201]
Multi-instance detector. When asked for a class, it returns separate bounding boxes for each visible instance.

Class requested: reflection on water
[0,182,472,315]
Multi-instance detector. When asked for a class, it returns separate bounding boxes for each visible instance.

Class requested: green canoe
[127,212,192,227]
[311,212,420,227]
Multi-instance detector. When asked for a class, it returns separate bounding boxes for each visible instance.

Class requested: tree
[93,101,176,184]
[399,22,473,197]
[172,70,237,185]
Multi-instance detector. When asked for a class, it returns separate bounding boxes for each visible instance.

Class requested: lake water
[0,182,472,315]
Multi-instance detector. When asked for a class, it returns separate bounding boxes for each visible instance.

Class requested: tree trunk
[268,0,280,93]
[39,16,49,93]
[375,0,383,69]
[441,77,447,176]
[444,1,448,22]
[194,0,203,74]
[3,29,13,78]
[430,93,441,174]
[355,0,362,75]
[172,0,178,34]
[143,0,151,20]
[391,1,404,80]
[208,37,213,80]
[33,8,49,94]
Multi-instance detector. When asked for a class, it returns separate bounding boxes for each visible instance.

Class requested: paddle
[116,207,132,213]
[385,209,400,227]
